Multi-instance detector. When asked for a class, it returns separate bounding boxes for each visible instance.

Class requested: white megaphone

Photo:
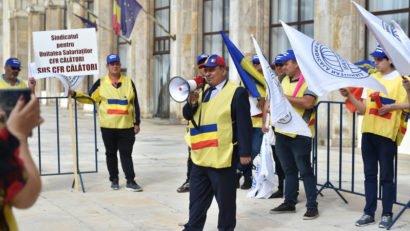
[168,76,205,102]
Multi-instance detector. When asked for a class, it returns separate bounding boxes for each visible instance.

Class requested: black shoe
[236,172,242,189]
[111,179,119,190]
[126,180,143,192]
[269,202,296,214]
[177,180,190,193]
[269,190,283,199]
[303,207,319,220]
[241,176,252,190]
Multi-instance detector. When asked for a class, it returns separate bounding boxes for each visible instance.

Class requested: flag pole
[140,8,176,40]
[68,92,79,192]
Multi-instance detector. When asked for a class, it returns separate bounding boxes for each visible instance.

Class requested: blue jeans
[362,133,396,217]
[237,128,263,177]
[275,133,318,208]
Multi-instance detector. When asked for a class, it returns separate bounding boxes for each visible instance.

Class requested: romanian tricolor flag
[113,0,122,36]
[107,99,129,114]
[190,124,218,150]
[221,31,266,98]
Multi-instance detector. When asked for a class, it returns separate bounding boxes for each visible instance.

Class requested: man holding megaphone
[181,54,252,231]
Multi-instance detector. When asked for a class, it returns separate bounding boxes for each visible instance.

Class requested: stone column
[28,5,45,94]
[168,0,201,121]
[95,0,115,82]
[66,0,90,94]
[314,0,366,147]
[44,0,65,97]
[2,0,29,83]
[228,0,270,84]
[128,0,154,118]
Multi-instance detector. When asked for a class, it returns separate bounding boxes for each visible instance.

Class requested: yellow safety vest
[275,75,317,138]
[0,75,27,89]
[76,74,136,129]
[362,72,408,145]
[189,81,238,168]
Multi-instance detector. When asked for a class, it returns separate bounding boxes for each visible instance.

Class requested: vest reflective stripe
[275,75,317,138]
[189,81,238,168]
[98,74,136,129]
[362,72,408,144]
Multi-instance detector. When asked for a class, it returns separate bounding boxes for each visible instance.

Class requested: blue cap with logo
[106,53,120,64]
[274,54,284,65]
[197,53,209,65]
[252,54,260,63]
[5,58,21,68]
[280,50,296,62]
[370,45,387,58]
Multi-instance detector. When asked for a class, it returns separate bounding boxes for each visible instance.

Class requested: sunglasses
[252,62,260,65]
[11,67,21,71]
[275,64,283,67]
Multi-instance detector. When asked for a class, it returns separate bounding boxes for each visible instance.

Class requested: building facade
[1,0,409,150]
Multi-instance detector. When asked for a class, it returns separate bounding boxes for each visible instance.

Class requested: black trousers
[271,145,285,191]
[184,150,238,231]
[101,127,136,182]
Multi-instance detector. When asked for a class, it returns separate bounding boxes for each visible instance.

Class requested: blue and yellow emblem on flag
[220,31,266,98]
[190,124,218,150]
[107,99,129,114]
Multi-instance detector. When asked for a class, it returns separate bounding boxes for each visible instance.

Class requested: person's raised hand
[7,93,44,141]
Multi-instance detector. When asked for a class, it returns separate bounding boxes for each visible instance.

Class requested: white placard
[33,28,99,76]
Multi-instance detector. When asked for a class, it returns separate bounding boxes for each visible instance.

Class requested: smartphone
[0,88,31,124]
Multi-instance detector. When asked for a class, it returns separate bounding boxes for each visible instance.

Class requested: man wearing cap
[269,50,319,220]
[182,54,252,230]
[236,54,265,190]
[68,53,142,192]
[0,58,36,91]
[177,53,209,193]
[340,45,409,228]
[262,53,287,199]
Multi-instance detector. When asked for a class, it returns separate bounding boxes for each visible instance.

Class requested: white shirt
[361,70,400,99]
[208,79,227,101]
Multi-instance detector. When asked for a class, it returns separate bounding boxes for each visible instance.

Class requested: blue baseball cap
[199,54,226,69]
[370,45,387,58]
[5,58,21,68]
[252,54,260,63]
[280,50,296,62]
[197,53,209,65]
[274,54,284,65]
[106,53,120,64]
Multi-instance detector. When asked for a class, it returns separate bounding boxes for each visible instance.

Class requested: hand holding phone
[6,93,44,141]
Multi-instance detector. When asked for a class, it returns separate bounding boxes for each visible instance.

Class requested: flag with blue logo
[220,31,266,98]
[352,1,410,75]
[280,21,387,96]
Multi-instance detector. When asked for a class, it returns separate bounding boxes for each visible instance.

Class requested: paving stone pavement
[13,105,410,231]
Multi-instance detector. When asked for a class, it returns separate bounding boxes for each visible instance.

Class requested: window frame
[269,0,314,61]
[364,0,410,58]
[153,4,171,55]
[202,0,229,59]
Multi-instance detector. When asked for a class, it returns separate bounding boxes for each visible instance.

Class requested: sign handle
[68,94,79,191]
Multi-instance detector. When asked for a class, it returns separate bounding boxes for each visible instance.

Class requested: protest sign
[33,28,99,77]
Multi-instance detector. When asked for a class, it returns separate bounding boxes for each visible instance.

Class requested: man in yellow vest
[0,58,36,91]
[182,54,252,231]
[269,50,319,220]
[69,54,142,192]
[340,46,409,228]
